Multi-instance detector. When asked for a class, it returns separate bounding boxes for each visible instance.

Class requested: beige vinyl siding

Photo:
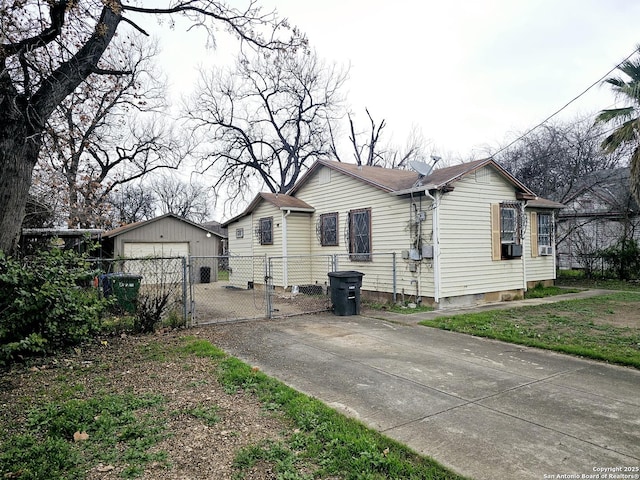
[281,212,316,288]
[437,166,524,298]
[228,215,254,257]
[526,210,556,283]
[294,166,434,297]
[227,214,256,288]
[227,202,282,288]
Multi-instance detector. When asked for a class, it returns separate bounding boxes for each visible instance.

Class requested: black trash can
[328,271,364,316]
[200,266,211,283]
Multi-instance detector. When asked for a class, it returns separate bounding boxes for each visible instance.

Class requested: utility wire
[490,46,639,158]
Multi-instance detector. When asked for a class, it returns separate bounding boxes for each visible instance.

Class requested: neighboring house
[102,213,223,283]
[557,167,640,271]
[223,158,564,308]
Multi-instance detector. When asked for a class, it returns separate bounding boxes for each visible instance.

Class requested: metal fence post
[392,252,397,303]
[265,255,272,319]
[182,256,188,325]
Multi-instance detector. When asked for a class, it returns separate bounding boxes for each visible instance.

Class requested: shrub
[0,248,107,366]
[599,239,640,280]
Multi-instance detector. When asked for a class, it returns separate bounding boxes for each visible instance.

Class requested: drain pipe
[521,202,527,293]
[282,209,291,289]
[432,190,441,303]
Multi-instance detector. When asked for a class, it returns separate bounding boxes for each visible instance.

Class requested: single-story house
[102,213,224,283]
[222,158,564,309]
[556,167,639,271]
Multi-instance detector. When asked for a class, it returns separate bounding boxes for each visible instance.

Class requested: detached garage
[102,214,224,284]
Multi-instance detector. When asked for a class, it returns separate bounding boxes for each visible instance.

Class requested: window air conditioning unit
[539,245,553,256]
[502,243,523,258]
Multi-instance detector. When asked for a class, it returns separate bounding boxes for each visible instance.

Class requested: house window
[236,228,244,239]
[259,217,273,245]
[320,213,338,246]
[349,208,371,261]
[538,213,552,247]
[500,205,520,244]
[492,203,522,260]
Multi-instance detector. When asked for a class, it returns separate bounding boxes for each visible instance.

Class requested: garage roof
[103,213,225,238]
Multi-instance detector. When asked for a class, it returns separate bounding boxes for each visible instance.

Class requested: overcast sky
[151,0,640,161]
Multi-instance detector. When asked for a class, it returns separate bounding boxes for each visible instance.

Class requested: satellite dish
[409,160,433,177]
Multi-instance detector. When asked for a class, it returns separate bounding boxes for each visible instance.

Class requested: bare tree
[494,118,625,202]
[0,0,303,254]
[185,48,346,210]
[331,109,431,168]
[38,36,187,228]
[105,183,157,227]
[152,176,213,223]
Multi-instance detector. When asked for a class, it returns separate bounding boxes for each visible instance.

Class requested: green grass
[556,274,640,292]
[420,291,640,368]
[1,336,468,480]
[524,283,580,299]
[0,393,167,479]
[217,355,467,480]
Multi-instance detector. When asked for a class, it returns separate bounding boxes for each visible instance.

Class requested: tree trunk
[0,4,122,254]
[0,122,43,254]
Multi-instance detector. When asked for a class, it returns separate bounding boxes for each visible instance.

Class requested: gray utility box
[328,271,364,316]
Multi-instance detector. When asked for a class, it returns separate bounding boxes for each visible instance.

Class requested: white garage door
[123,242,189,284]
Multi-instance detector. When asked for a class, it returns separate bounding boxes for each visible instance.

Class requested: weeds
[215,350,466,479]
[0,393,166,479]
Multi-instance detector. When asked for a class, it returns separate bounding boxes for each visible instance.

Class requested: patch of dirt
[0,331,294,480]
[588,302,640,328]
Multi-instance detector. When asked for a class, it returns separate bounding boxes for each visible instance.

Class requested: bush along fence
[91,257,188,332]
[1,250,400,365]
[0,248,107,366]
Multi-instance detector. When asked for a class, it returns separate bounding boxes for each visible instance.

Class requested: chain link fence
[91,253,400,326]
[188,253,398,325]
[91,257,187,328]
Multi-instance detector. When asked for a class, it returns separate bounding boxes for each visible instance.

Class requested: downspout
[432,190,441,304]
[521,202,527,293]
[282,209,291,289]
[552,210,557,279]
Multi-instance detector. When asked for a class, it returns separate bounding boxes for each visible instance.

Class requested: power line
[490,46,639,158]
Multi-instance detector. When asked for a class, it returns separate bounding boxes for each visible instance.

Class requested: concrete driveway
[207,313,640,480]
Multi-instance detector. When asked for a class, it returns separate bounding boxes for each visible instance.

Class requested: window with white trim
[537,213,552,247]
[500,204,520,244]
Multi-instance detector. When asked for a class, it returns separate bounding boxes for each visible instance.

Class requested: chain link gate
[266,255,334,318]
[188,253,397,325]
[189,255,269,325]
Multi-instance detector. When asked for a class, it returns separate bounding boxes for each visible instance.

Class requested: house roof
[291,158,537,199]
[290,159,420,194]
[414,158,537,198]
[221,193,314,227]
[561,167,637,212]
[103,213,224,239]
[526,198,565,209]
[223,158,560,228]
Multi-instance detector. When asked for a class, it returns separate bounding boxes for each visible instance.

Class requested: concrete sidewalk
[206,292,640,480]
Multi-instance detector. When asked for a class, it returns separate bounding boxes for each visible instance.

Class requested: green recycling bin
[328,271,364,316]
[107,273,142,313]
